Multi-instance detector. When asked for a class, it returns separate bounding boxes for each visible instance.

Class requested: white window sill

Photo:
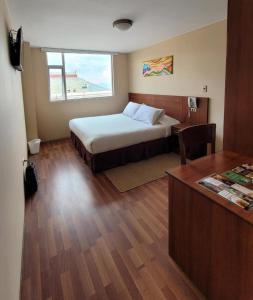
[50,91,114,103]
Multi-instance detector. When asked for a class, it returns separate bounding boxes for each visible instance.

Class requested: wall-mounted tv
[9,27,23,71]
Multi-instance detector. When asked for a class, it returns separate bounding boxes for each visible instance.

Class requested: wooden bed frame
[128,93,209,124]
[71,93,209,173]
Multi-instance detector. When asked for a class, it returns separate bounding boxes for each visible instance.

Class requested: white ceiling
[8,0,227,53]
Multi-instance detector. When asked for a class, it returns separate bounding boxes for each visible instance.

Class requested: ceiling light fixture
[113,19,133,31]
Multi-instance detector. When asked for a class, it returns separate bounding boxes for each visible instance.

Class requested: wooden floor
[21,139,204,300]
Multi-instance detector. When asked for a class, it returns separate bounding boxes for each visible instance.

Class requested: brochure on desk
[198,164,253,210]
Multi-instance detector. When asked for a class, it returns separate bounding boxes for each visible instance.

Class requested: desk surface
[167,151,253,226]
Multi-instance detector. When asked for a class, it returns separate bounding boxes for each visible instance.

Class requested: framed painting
[143,55,173,77]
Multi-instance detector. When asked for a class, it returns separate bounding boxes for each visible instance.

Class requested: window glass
[47,52,113,101]
[64,53,112,99]
[49,69,64,101]
[47,52,62,66]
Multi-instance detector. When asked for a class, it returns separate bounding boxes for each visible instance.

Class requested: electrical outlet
[203,85,208,93]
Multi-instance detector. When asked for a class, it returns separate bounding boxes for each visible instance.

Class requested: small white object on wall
[203,85,208,93]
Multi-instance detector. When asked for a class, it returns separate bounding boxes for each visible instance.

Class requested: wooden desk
[167,151,253,300]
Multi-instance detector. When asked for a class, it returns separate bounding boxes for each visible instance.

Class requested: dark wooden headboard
[128,93,209,124]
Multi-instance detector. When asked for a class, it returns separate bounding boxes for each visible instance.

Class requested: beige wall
[128,21,227,151]
[0,0,27,299]
[23,47,129,141]
[22,42,38,140]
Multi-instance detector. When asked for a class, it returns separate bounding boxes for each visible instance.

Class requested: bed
[70,93,209,173]
[70,113,179,172]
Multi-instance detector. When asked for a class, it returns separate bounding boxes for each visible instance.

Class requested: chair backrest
[178,124,216,165]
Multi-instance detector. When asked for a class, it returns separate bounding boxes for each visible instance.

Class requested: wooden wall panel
[223,0,253,155]
[129,93,209,124]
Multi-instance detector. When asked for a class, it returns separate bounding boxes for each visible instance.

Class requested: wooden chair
[178,124,216,165]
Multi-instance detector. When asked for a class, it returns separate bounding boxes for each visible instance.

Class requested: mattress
[69,113,179,154]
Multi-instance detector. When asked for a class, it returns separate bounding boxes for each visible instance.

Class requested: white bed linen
[69,113,179,154]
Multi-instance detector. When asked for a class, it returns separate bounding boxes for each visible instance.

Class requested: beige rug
[104,153,181,192]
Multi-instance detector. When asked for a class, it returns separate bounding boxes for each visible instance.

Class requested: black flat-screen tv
[9,27,23,71]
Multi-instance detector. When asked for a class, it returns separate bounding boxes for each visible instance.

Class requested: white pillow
[122,101,141,118]
[159,115,180,126]
[133,104,165,125]
[159,115,180,136]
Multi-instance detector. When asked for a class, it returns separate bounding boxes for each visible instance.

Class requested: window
[47,52,113,101]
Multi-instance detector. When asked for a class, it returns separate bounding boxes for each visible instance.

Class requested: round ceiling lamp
[113,19,133,31]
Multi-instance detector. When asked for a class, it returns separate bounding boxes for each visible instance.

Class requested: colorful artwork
[143,56,173,77]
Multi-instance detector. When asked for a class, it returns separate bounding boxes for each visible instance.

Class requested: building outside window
[46,52,113,101]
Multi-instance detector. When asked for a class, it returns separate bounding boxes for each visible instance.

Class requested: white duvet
[69,113,179,154]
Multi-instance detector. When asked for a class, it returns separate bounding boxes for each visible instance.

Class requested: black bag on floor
[24,160,38,198]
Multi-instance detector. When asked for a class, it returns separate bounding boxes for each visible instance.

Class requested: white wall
[128,21,227,151]
[0,0,27,299]
[22,42,38,140]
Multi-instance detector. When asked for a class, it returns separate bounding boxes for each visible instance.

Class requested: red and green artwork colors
[143,55,173,77]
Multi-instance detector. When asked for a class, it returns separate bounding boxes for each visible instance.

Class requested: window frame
[46,51,114,102]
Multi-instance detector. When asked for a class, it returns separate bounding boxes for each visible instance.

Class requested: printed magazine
[198,164,253,210]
